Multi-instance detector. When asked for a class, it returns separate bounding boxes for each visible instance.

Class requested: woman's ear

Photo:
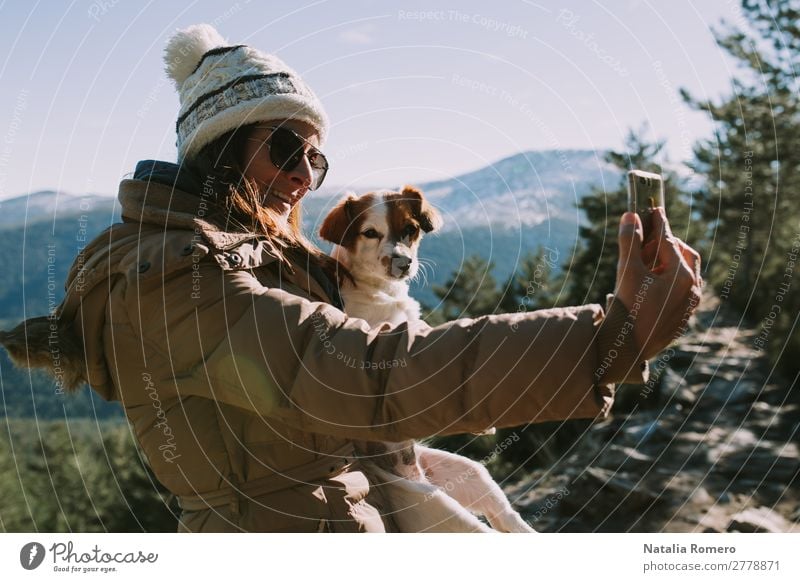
[401,185,443,233]
[319,192,359,246]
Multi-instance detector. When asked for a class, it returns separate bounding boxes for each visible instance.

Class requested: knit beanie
[164,24,329,163]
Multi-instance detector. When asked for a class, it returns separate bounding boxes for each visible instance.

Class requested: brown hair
[184,124,349,285]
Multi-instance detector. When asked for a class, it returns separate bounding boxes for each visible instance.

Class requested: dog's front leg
[416,445,535,533]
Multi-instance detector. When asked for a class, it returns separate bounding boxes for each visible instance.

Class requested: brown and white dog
[319,185,534,533]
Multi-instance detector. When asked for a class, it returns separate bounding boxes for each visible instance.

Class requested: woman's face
[240,119,321,220]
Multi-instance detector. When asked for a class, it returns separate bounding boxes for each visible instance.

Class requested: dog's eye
[362,228,382,239]
[402,224,418,238]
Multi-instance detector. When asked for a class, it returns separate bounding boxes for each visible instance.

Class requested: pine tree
[432,254,501,319]
[682,0,800,375]
[0,421,177,532]
[498,246,562,314]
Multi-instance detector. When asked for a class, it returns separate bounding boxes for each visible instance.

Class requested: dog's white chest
[340,285,421,327]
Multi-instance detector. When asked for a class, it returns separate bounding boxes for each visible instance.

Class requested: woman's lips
[269,189,306,205]
[272,190,291,203]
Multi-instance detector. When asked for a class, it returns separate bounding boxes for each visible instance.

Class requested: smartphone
[627,169,665,240]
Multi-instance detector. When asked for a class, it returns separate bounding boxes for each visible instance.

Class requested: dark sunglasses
[253,125,329,190]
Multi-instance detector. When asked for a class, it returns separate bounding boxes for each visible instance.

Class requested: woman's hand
[614,207,702,361]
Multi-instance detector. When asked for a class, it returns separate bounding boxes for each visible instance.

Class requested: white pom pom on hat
[163,24,228,91]
[163,23,329,162]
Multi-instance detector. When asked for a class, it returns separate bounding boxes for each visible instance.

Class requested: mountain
[0,190,116,230]
[422,149,618,229]
[0,203,121,327]
[303,149,618,231]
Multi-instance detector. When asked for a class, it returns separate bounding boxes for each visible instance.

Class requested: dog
[319,185,534,533]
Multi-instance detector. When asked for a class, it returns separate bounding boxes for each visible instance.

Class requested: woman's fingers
[616,212,645,280]
[658,230,702,334]
[649,208,683,272]
[650,205,673,238]
[642,239,659,270]
[647,209,702,293]
[675,238,704,287]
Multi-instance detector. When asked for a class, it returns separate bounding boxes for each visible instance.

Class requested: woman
[0,24,701,532]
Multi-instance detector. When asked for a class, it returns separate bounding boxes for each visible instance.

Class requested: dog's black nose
[392,255,412,274]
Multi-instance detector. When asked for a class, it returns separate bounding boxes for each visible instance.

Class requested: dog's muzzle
[391,254,412,277]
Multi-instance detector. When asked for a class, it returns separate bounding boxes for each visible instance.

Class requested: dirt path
[506,290,800,532]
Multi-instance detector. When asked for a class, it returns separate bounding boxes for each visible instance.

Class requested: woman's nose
[285,152,313,189]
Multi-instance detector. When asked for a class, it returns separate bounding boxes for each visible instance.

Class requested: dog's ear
[401,185,442,233]
[319,192,359,246]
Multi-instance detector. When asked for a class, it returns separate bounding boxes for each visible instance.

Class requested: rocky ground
[505,290,800,533]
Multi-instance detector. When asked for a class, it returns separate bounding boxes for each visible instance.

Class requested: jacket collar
[121,160,344,309]
[121,159,276,252]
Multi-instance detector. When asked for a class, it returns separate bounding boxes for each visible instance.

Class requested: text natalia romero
[644,544,736,554]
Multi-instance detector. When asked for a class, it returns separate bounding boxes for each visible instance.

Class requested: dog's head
[319,185,442,282]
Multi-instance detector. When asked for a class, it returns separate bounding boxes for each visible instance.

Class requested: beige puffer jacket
[1,165,648,532]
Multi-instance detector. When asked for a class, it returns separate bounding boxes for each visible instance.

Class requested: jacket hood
[133,159,201,193]
[123,159,279,250]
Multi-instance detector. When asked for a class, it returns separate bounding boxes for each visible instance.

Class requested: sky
[0,0,752,200]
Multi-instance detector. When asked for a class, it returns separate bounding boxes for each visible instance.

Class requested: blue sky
[0,0,749,200]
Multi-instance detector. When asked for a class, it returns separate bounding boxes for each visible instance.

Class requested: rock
[744,402,799,441]
[715,356,758,372]
[728,507,793,532]
[613,382,656,413]
[707,428,759,460]
[696,326,741,351]
[696,505,732,532]
[756,382,800,406]
[685,364,739,385]
[596,444,655,472]
[682,426,730,445]
[698,377,760,405]
[716,443,800,483]
[688,487,714,506]
[748,401,782,421]
[565,467,663,514]
[657,367,697,407]
[622,419,669,447]
[667,344,712,369]
[671,342,712,355]
[662,437,710,466]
